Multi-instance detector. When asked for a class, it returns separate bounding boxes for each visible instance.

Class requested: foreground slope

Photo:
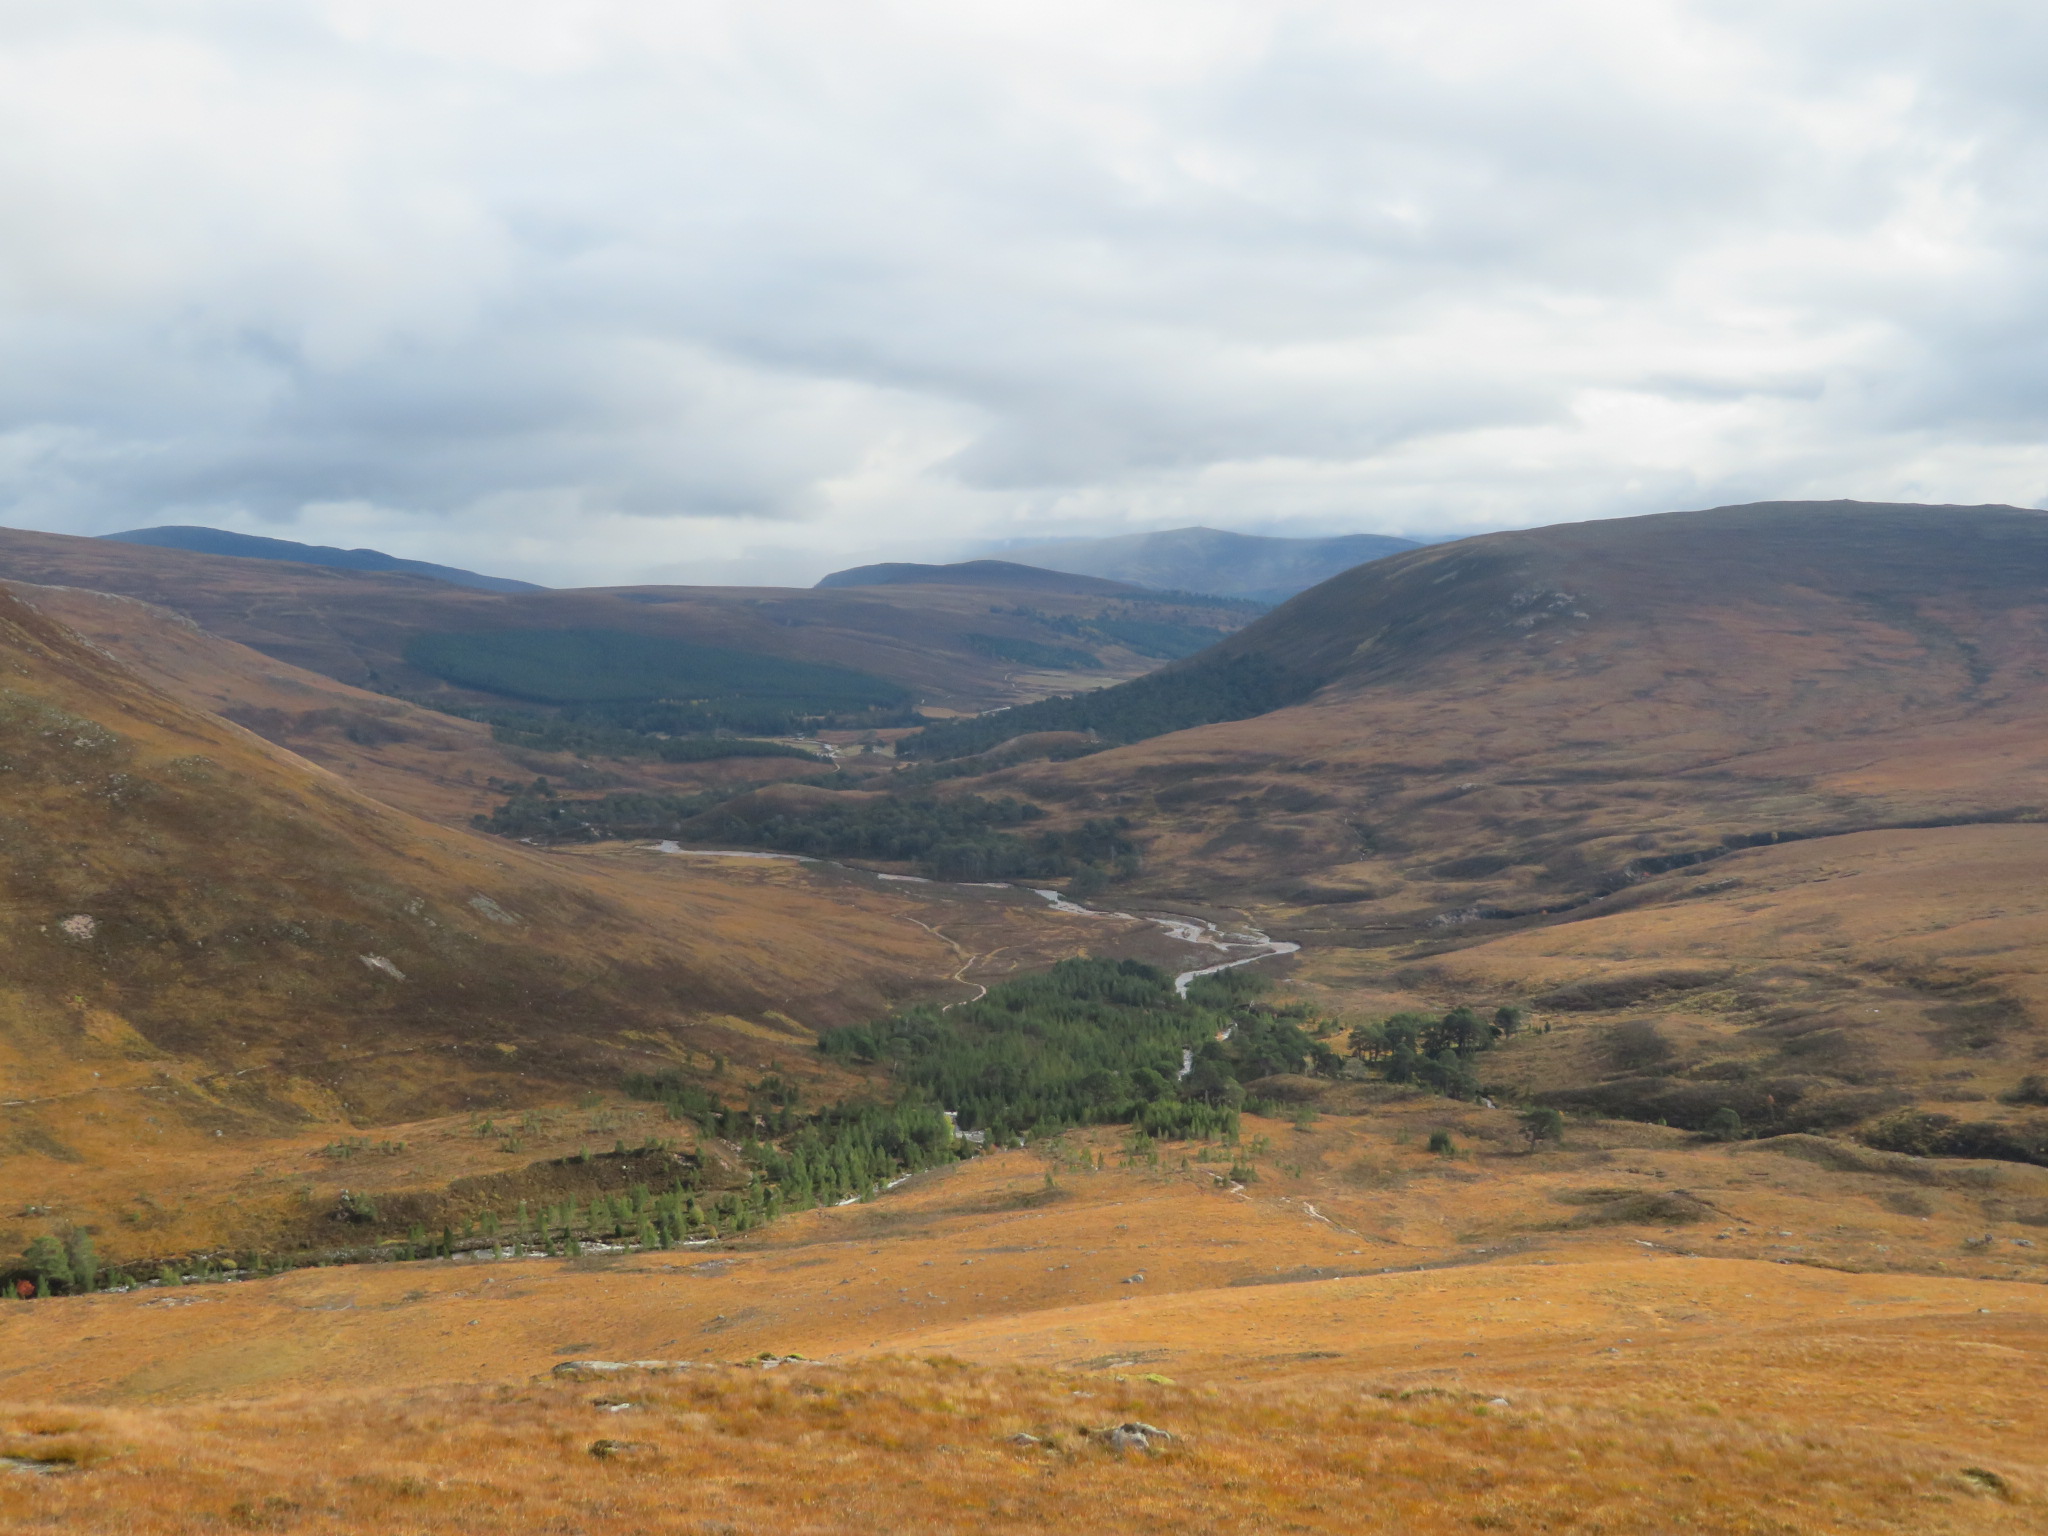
[2,1106,2042,1531]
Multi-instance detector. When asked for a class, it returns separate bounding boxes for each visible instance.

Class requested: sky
[4,0,2047,587]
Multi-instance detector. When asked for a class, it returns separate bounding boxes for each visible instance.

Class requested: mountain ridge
[102,524,545,593]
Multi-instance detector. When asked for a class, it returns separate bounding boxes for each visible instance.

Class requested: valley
[4,499,2048,1530]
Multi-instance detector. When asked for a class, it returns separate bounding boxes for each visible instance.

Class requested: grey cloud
[1,0,2046,584]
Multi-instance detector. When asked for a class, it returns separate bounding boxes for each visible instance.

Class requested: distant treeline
[966,633,1102,670]
[9,1076,971,1296]
[821,958,1335,1142]
[404,626,912,739]
[476,782,734,841]
[991,604,1238,661]
[480,711,824,762]
[898,651,1317,761]
[475,780,1139,883]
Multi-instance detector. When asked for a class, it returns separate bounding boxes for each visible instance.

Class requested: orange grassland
[4,1102,2045,1533]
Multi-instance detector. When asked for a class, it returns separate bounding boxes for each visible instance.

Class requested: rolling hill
[0,525,1249,719]
[101,526,544,593]
[995,525,1421,601]
[936,500,2048,1140]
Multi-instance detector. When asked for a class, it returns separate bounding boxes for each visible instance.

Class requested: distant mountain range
[101,525,544,593]
[985,526,1421,602]
[814,559,1142,595]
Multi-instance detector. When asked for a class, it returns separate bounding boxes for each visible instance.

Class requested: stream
[649,843,1298,995]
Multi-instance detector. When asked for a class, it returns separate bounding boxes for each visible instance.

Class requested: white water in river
[648,845,1297,994]
[1026,889,1298,995]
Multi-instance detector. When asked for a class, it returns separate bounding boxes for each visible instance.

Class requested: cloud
[1,0,2045,585]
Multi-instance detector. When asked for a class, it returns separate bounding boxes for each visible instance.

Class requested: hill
[0,582,1160,1271]
[918,501,2048,1137]
[102,525,543,593]
[998,525,1420,602]
[815,559,1142,594]
[0,526,1250,723]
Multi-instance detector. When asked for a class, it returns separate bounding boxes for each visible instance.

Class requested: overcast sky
[3,1,2046,586]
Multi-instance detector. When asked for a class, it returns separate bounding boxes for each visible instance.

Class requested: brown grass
[4,1345,2040,1535]
[4,1113,2047,1528]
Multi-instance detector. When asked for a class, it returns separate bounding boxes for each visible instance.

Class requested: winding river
[650,843,1298,995]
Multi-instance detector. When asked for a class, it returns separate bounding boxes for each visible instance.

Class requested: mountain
[102,525,545,593]
[996,525,1421,601]
[0,580,1079,1266]
[0,527,1252,727]
[815,558,1142,594]
[939,500,2048,1137]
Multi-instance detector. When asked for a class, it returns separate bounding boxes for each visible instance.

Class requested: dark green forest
[406,627,910,716]
[966,633,1102,670]
[820,958,1338,1142]
[476,780,1138,882]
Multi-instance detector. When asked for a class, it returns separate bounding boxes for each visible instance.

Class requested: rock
[1103,1421,1173,1452]
[554,1360,697,1376]
[1008,1433,1040,1446]
[1122,1272,1145,1284]
[588,1439,654,1459]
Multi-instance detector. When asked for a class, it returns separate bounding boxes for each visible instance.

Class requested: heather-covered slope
[0,586,1117,1260]
[1001,501,2048,911]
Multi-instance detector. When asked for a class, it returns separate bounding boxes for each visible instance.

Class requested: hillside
[0,525,1249,717]
[999,525,1420,601]
[904,502,2048,1139]
[102,526,543,593]
[0,584,1169,1271]
[991,501,2048,900]
[0,582,835,827]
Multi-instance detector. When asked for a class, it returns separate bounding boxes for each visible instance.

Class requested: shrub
[1427,1130,1456,1156]
[1520,1107,1564,1147]
[1705,1107,1744,1142]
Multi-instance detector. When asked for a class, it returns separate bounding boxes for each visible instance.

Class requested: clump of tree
[1345,1003,1525,1100]
[1862,1110,2048,1167]
[476,780,734,841]
[15,1228,97,1297]
[820,959,1330,1143]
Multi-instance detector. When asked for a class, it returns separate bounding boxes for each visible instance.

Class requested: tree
[63,1228,97,1293]
[22,1235,70,1295]
[1346,1022,1388,1062]
[1706,1106,1744,1142]
[1424,1006,1492,1056]
[1519,1107,1564,1148]
[1494,1005,1527,1038]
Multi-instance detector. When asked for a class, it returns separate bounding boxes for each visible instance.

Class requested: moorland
[3,499,2047,1531]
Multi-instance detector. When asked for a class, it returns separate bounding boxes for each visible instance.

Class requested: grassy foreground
[4,1099,2045,1532]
